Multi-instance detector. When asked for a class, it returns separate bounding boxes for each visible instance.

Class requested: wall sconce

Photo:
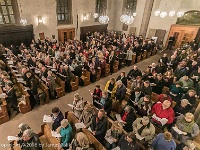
[82,13,89,22]
[38,16,43,24]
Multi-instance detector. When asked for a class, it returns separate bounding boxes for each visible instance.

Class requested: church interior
[0,0,200,150]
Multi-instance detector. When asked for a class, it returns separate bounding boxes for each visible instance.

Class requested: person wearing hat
[171,113,199,143]
[5,82,19,116]
[79,104,94,128]
[57,119,73,149]
[169,81,184,102]
[174,99,192,116]
[132,116,155,143]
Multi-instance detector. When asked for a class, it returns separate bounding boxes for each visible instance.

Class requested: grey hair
[116,80,122,85]
[23,129,34,138]
[124,106,133,113]
[18,123,30,132]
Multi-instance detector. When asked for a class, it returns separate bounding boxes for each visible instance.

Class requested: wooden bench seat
[71,76,79,91]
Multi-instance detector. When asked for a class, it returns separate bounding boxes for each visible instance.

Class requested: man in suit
[116,72,127,87]
[166,35,175,50]
[91,109,107,144]
[6,82,19,116]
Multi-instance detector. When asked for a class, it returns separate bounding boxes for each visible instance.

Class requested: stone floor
[0,53,162,150]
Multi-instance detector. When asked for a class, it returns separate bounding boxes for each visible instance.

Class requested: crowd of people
[1,31,200,150]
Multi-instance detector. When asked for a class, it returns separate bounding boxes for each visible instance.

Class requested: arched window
[57,0,72,25]
[0,0,19,24]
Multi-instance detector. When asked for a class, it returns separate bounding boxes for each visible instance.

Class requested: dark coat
[51,111,64,131]
[116,75,127,87]
[116,84,127,102]
[127,69,142,79]
[120,109,136,132]
[22,133,42,150]
[118,135,140,150]
[91,115,107,139]
[7,88,18,107]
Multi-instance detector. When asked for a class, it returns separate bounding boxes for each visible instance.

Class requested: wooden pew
[142,50,147,60]
[137,55,142,63]
[113,60,119,73]
[162,86,170,94]
[65,111,106,150]
[130,54,136,66]
[81,70,90,86]
[0,99,9,124]
[147,51,151,58]
[55,75,65,97]
[96,69,101,81]
[71,75,79,92]
[105,64,110,77]
[40,124,60,150]
[151,92,159,103]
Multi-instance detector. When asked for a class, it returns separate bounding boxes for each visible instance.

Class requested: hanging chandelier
[99,15,109,24]
[154,10,161,16]
[177,11,184,18]
[133,13,137,17]
[169,10,176,17]
[20,19,27,26]
[93,13,99,18]
[120,15,134,25]
[160,11,167,18]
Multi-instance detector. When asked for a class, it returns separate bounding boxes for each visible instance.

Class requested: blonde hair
[61,119,69,128]
[75,132,89,148]
[74,93,82,100]
[185,113,194,121]
[163,131,172,141]
[111,121,123,134]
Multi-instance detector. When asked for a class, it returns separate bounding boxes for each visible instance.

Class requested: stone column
[139,0,154,37]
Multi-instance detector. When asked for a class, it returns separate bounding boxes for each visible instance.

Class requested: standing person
[91,109,108,144]
[166,35,175,50]
[108,51,115,74]
[72,93,84,118]
[125,48,133,67]
[46,71,56,99]
[150,131,176,150]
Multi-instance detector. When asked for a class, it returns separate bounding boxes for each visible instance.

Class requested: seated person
[104,77,117,99]
[120,106,136,132]
[72,93,84,118]
[182,89,196,108]
[21,129,42,150]
[179,75,194,92]
[115,80,127,103]
[57,119,73,149]
[171,113,199,143]
[91,109,107,144]
[16,123,31,148]
[117,132,140,150]
[150,131,176,150]
[176,140,196,150]
[158,91,172,103]
[134,95,152,117]
[129,87,144,106]
[51,107,64,131]
[151,73,165,94]
[169,81,183,103]
[141,80,152,95]
[79,104,94,128]
[116,71,127,87]
[91,85,102,108]
[69,132,93,150]
[105,121,123,150]
[132,116,155,143]
[100,91,112,115]
[131,76,143,90]
[127,65,142,80]
[174,99,191,116]
[151,100,175,128]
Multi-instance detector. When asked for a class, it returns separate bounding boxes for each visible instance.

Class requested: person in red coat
[151,100,175,129]
[91,85,102,108]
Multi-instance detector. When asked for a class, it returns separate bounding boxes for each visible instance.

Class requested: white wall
[18,0,116,40]
[147,0,200,45]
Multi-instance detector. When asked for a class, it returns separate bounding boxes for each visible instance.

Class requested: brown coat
[79,110,93,128]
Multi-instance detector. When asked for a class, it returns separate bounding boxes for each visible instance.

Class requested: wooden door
[39,32,45,40]
[155,29,166,44]
[58,28,75,43]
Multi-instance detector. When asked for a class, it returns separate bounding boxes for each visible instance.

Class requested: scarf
[177,118,195,133]
[138,121,150,135]
[122,112,128,121]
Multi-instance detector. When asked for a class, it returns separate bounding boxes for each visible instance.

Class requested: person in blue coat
[57,119,72,150]
[51,107,64,131]
[151,131,176,150]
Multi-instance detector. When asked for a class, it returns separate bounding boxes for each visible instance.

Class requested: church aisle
[0,53,161,149]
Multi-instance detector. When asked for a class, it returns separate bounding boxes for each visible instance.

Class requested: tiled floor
[0,53,162,150]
